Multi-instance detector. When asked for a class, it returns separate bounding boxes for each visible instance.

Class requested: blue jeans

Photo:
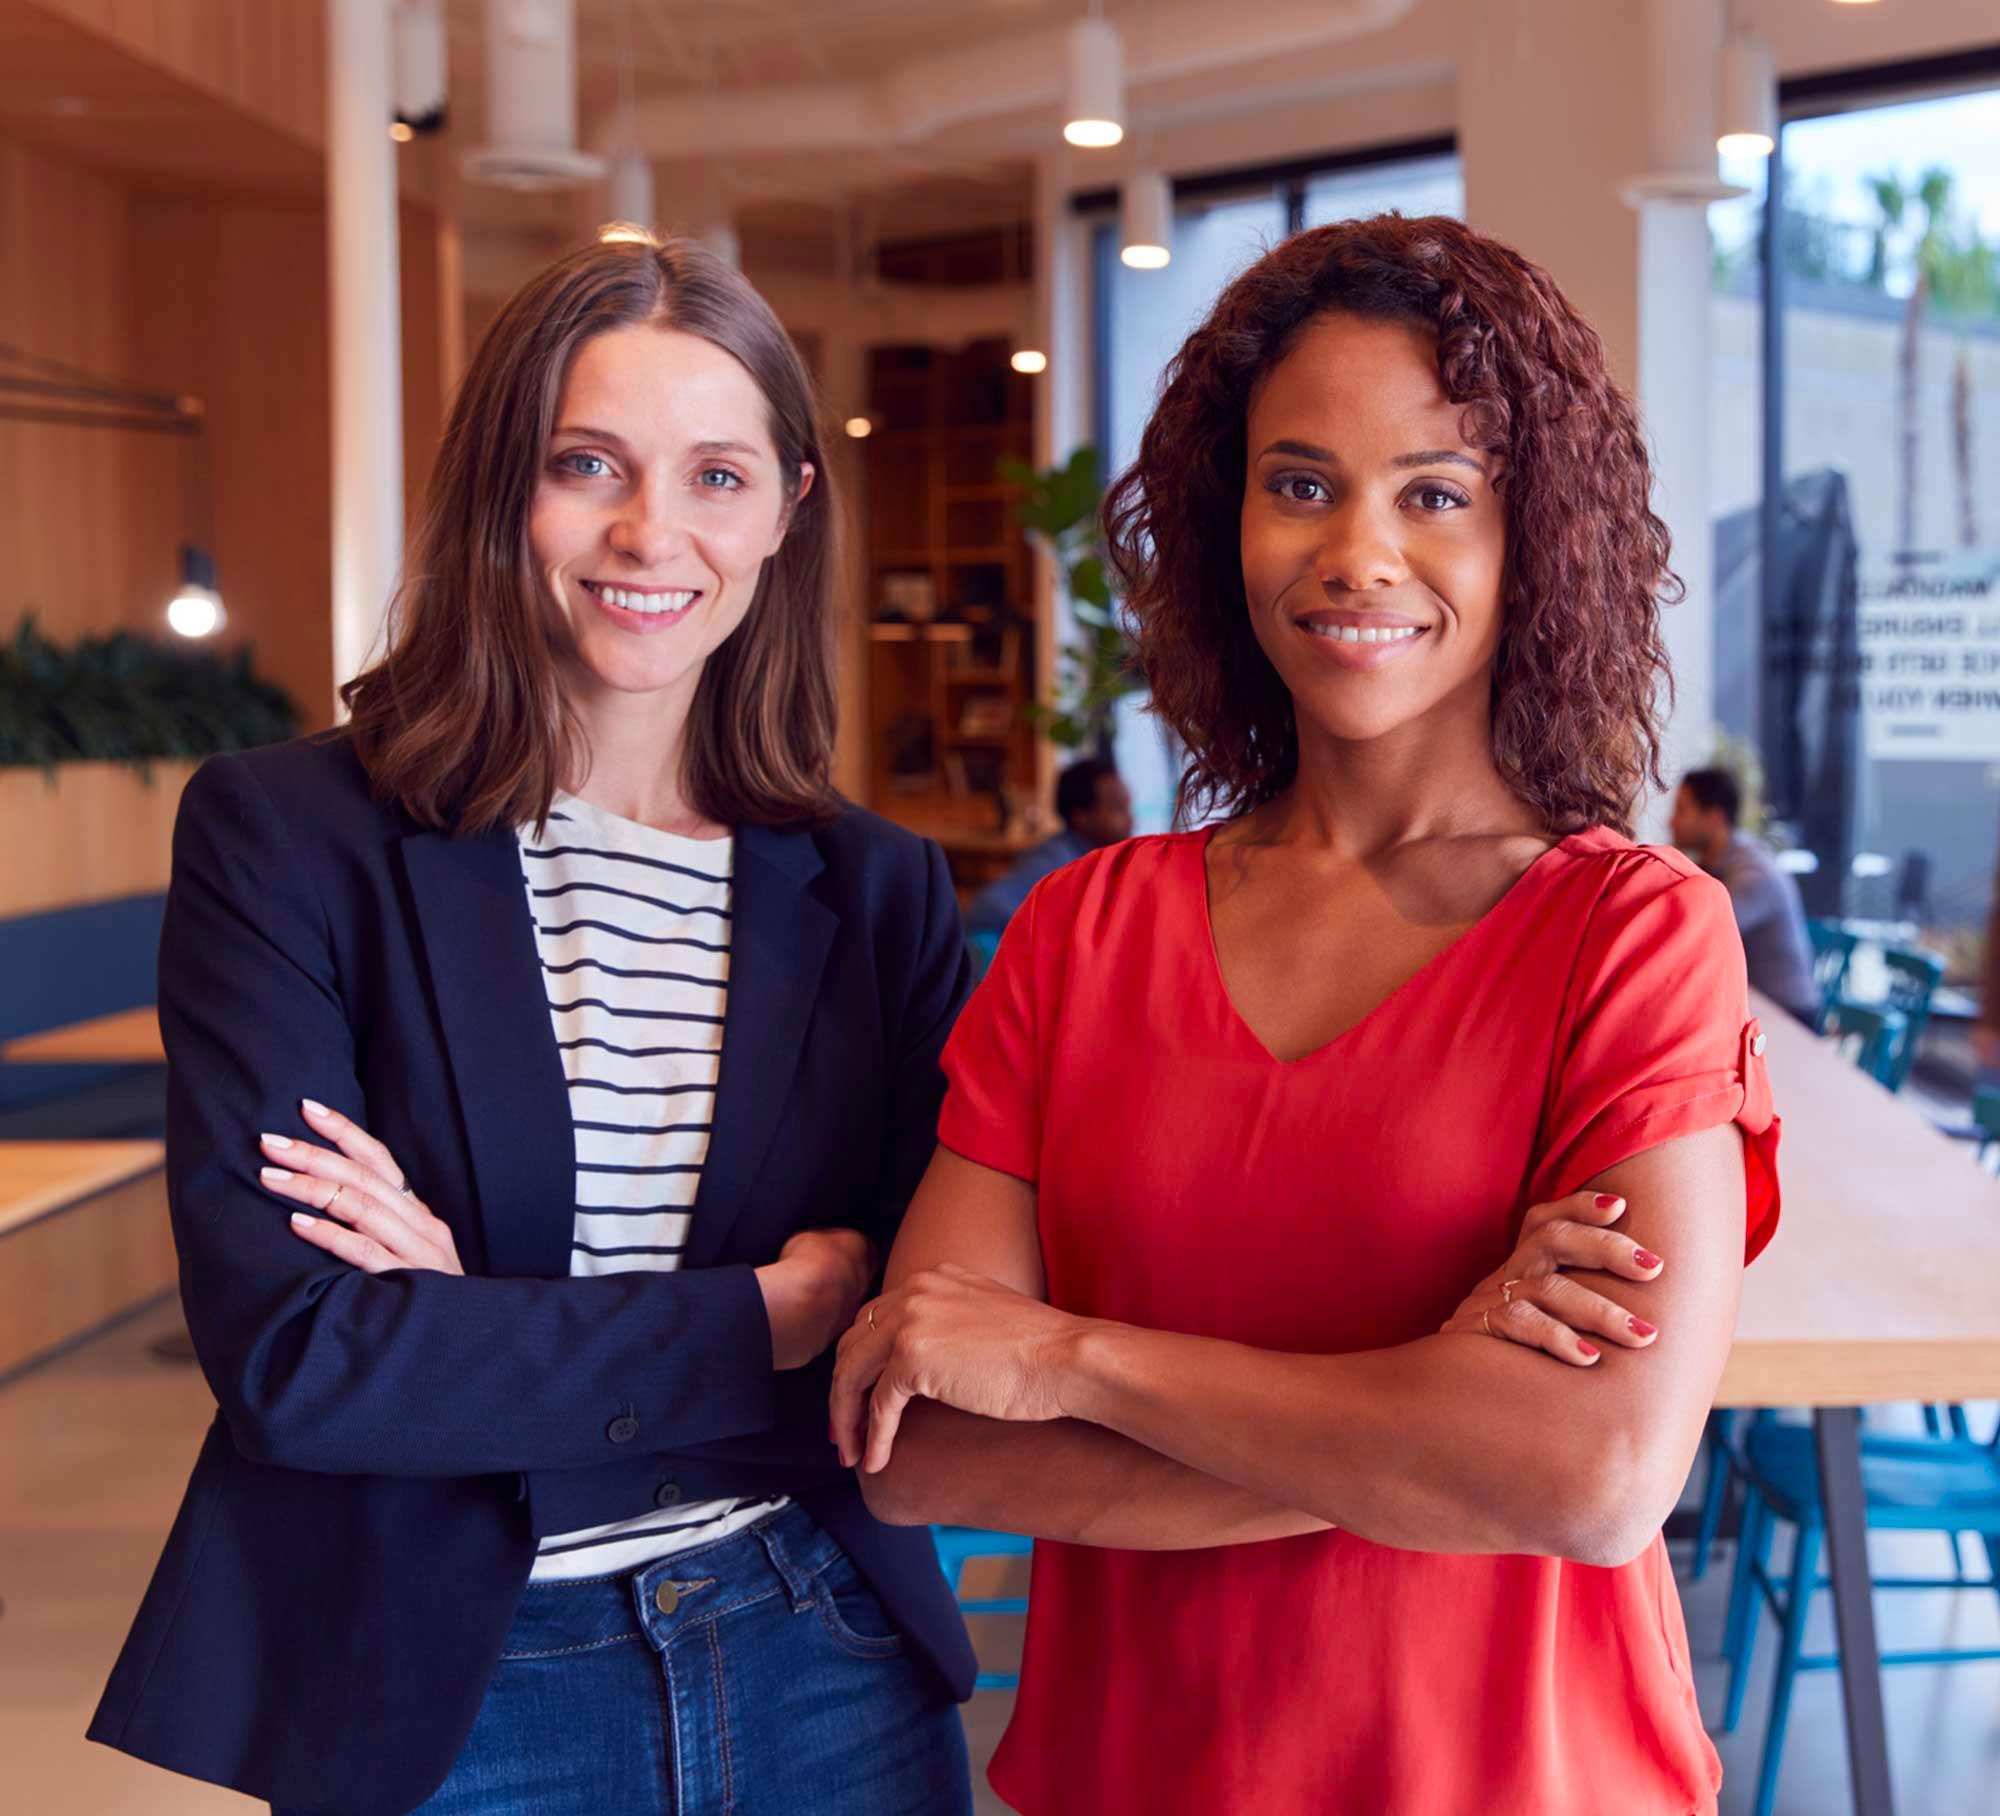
[280,1504,971,1816]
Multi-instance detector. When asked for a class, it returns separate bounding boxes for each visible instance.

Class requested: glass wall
[1709,77,2000,1023]
[1091,150,1464,831]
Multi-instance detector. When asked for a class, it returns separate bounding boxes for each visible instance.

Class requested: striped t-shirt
[518,793,785,1581]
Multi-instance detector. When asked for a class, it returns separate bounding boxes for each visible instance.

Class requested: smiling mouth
[580,578,701,617]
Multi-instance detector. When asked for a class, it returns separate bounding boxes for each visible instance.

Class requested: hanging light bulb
[166,545,225,640]
[843,415,875,440]
[1120,169,1172,269]
[1717,29,1776,158]
[606,149,654,232]
[1062,16,1125,149]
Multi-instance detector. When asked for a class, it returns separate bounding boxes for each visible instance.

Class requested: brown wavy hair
[342,237,836,836]
[1104,213,1677,836]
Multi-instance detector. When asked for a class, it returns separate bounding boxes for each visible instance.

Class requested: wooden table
[1715,992,2000,1815]
[2,1005,164,1066]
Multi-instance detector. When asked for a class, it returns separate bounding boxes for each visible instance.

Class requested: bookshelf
[863,338,1037,822]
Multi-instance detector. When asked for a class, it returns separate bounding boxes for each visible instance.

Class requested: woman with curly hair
[831,213,1780,1814]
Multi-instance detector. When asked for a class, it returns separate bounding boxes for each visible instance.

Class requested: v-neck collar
[1196,823,1591,1066]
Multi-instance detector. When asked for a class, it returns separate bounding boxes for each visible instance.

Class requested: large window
[1708,69,2000,1011]
[1089,146,1464,831]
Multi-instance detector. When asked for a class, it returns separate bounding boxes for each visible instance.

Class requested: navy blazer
[89,734,977,1815]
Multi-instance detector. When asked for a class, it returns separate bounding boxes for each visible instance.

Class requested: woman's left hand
[829,1265,1085,1474]
[259,1099,464,1276]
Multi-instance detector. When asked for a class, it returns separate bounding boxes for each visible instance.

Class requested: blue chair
[1806,920,1856,1032]
[1721,1417,2000,1816]
[1821,1000,1909,1092]
[965,929,1002,982]
[1976,1086,2000,1174]
[1871,946,1945,1093]
[930,1525,1031,1691]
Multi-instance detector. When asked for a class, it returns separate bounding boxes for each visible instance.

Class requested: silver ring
[324,1183,346,1213]
[399,1182,415,1197]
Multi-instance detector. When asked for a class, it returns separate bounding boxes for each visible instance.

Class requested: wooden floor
[3,1299,1993,1815]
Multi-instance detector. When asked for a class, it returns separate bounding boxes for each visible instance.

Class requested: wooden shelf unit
[863,338,1037,819]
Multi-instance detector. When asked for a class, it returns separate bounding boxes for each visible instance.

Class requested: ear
[769,461,816,556]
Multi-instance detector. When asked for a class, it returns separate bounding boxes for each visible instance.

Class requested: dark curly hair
[1104,213,1678,837]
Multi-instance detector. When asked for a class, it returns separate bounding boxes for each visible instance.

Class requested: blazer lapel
[685,822,835,1269]
[401,826,576,1280]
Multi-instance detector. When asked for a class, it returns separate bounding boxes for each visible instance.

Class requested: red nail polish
[1634,1250,1662,1270]
[1629,1318,1656,1338]
[1577,1340,1600,1359]
[1594,1194,1622,1210]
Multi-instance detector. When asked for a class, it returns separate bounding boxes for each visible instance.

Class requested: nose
[607,478,691,570]
[1315,497,1408,594]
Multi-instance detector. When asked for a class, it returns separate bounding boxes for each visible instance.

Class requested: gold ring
[1481,1309,1494,1337]
[1501,1279,1522,1305]
[867,1304,878,1332]
[324,1184,346,1213]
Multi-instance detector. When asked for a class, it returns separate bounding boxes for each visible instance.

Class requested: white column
[327,0,405,709]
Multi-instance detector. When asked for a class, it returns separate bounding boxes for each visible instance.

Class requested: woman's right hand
[1439,1189,1665,1367]
[756,1228,876,1370]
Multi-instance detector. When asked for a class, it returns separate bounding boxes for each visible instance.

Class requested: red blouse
[938,826,1779,1816]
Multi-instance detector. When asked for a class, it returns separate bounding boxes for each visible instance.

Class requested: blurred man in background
[966,757,1133,937]
[1670,767,1819,1027]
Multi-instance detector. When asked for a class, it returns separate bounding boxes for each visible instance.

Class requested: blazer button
[654,1481,682,1508]
[607,1415,640,1445]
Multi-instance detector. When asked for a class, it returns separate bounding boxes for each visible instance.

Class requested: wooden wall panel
[0,762,192,918]
[0,136,183,648]
[27,0,327,149]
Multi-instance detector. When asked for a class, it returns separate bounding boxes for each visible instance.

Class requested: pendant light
[1120,169,1172,269]
[1063,13,1125,149]
[1717,25,1776,159]
[599,1,654,236]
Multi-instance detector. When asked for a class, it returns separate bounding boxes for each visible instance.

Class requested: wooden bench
[0,1141,174,1381]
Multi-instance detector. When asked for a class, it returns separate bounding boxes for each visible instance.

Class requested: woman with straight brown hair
[90,237,977,1816]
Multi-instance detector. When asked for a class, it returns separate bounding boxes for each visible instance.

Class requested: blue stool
[1721,1418,2000,1816]
[930,1525,1031,1691]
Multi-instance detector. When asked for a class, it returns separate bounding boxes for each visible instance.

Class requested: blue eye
[556,452,611,479]
[698,467,745,490]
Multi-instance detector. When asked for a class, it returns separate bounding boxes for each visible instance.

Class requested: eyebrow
[1258,437,1486,475]
[551,426,763,461]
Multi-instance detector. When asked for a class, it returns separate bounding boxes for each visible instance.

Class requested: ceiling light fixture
[1062,14,1125,149]
[1010,349,1048,375]
[1717,27,1777,158]
[1120,169,1172,269]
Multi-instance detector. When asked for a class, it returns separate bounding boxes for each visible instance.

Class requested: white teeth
[1304,622,1422,644]
[590,583,697,616]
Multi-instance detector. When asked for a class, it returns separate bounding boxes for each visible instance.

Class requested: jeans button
[654,1481,682,1508]
[654,1580,680,1616]
[607,1415,640,1444]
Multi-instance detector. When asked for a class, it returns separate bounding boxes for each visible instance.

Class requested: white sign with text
[1859,554,2000,761]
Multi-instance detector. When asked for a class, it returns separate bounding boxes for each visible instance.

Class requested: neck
[563,665,715,836]
[1705,826,1736,868]
[1276,680,1539,857]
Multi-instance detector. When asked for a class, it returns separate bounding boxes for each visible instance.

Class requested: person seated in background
[964,757,1134,936]
[1670,767,1820,1026]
